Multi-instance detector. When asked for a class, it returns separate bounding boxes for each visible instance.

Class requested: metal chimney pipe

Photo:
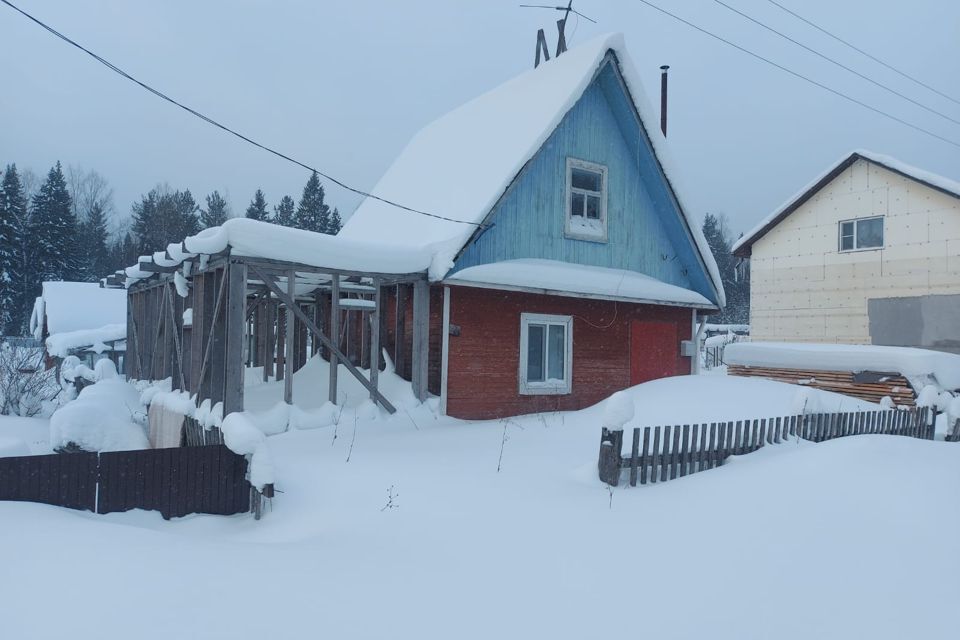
[660,65,669,137]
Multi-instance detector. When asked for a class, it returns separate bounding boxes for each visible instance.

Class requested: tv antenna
[521,2,597,68]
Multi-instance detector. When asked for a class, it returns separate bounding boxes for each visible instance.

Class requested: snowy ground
[1,373,958,639]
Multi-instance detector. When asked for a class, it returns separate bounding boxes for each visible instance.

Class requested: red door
[630,320,679,386]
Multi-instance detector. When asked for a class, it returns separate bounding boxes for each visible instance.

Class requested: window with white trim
[519,313,573,395]
[565,158,607,241]
[838,216,884,252]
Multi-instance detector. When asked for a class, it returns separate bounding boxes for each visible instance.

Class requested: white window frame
[519,313,573,395]
[838,216,884,252]
[564,157,608,242]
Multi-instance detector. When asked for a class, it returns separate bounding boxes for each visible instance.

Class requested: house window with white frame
[565,158,607,241]
[519,313,573,395]
[838,216,883,252]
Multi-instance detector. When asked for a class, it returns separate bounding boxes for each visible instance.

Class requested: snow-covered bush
[0,343,59,417]
[49,378,149,452]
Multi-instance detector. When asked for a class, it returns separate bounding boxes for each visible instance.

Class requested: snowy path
[0,375,957,639]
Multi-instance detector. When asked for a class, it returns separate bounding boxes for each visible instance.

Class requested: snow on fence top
[725,342,960,391]
[30,282,127,338]
[122,218,441,287]
[338,32,724,303]
[445,259,713,307]
[733,149,960,256]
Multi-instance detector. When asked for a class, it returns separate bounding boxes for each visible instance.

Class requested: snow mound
[49,379,148,452]
[221,412,275,490]
[602,390,634,430]
[0,436,30,458]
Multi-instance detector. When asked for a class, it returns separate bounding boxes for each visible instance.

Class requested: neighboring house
[341,33,725,419]
[29,281,127,372]
[733,150,960,354]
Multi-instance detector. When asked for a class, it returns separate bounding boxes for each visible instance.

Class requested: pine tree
[295,172,330,233]
[329,207,343,234]
[201,190,229,228]
[28,161,78,287]
[132,186,201,253]
[245,189,270,221]
[274,195,296,227]
[0,165,26,334]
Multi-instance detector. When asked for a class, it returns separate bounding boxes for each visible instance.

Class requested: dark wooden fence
[0,444,252,519]
[599,407,935,487]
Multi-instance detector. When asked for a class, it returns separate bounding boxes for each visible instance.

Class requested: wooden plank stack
[728,364,917,406]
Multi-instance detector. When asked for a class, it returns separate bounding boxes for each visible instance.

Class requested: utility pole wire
[0,0,484,228]
[633,0,960,150]
[710,0,960,128]
[765,0,960,108]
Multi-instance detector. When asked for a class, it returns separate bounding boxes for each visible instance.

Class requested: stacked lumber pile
[727,364,916,406]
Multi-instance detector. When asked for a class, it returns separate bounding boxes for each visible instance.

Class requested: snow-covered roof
[340,33,724,303]
[122,218,439,287]
[30,282,126,337]
[444,259,713,308]
[725,342,960,391]
[733,150,960,257]
[46,324,126,358]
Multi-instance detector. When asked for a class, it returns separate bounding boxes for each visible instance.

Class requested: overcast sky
[2,0,958,237]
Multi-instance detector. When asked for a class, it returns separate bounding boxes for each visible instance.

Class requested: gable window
[519,313,573,395]
[565,158,607,241]
[838,216,883,252]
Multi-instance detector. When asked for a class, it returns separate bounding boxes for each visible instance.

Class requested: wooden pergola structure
[107,244,432,430]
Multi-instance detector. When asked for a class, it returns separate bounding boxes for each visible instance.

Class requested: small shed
[29,282,127,373]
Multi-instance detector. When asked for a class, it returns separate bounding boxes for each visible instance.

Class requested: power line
[0,0,484,228]
[710,0,960,128]
[633,0,960,149]
[765,0,960,108]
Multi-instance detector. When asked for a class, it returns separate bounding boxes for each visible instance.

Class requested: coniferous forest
[0,162,341,336]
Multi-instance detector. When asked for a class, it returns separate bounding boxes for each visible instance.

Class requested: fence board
[639,428,650,485]
[651,427,661,484]
[679,425,690,478]
[670,426,681,480]
[630,429,640,487]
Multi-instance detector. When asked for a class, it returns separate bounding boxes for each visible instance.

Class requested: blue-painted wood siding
[451,58,717,305]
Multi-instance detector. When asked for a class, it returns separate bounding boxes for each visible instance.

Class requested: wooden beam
[411,280,430,402]
[284,269,295,405]
[262,300,275,382]
[224,260,247,414]
[369,279,381,401]
[248,264,396,413]
[164,284,187,390]
[329,276,340,405]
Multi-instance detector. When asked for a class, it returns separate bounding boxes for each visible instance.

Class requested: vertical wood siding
[452,61,717,306]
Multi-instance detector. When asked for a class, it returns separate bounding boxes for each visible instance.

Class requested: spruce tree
[132,186,201,253]
[295,172,330,233]
[0,165,26,334]
[274,195,296,227]
[201,190,229,228]
[28,161,78,286]
[328,207,342,234]
[701,212,749,324]
[245,189,270,221]
[80,201,110,280]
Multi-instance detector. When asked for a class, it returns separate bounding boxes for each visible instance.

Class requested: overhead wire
[764,0,960,108]
[633,0,960,149]
[709,0,960,128]
[0,0,485,227]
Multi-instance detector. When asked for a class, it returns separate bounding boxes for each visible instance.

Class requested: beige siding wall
[750,159,960,344]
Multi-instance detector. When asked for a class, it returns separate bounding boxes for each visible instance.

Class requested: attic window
[565,158,607,241]
[839,216,883,252]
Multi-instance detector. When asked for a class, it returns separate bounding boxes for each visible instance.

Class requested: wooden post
[369,280,381,402]
[329,276,340,404]
[223,260,247,415]
[411,279,430,402]
[209,269,227,405]
[629,428,640,486]
[284,269,295,405]
[395,284,407,376]
[598,428,622,486]
[262,299,275,382]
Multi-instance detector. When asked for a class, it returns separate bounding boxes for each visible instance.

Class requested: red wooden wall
[444,286,693,420]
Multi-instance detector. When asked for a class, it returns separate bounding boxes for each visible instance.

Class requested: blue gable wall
[451,57,717,305]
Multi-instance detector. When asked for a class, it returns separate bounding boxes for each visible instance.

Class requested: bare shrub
[0,344,59,416]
